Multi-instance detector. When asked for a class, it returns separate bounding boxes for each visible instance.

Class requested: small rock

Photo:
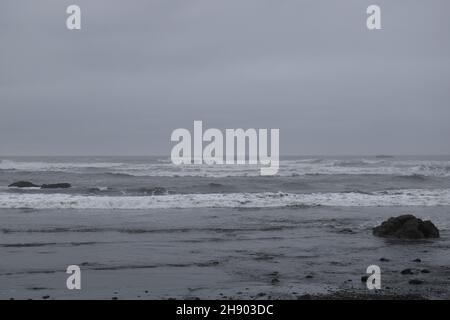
[338,228,354,234]
[271,278,280,285]
[42,295,50,300]
[401,268,414,275]
[421,269,430,274]
[409,279,424,285]
[305,274,314,279]
[379,257,390,262]
[8,181,39,188]
[413,258,422,263]
[361,275,369,282]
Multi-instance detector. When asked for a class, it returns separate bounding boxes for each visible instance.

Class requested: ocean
[1,156,450,299]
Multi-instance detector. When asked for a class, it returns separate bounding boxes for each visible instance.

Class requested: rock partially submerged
[8,181,39,188]
[41,183,72,189]
[373,215,439,239]
[8,181,72,189]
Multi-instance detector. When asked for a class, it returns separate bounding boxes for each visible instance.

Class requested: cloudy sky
[1,0,449,156]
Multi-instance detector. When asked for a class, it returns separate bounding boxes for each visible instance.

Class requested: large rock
[373,215,439,239]
[41,183,71,189]
[8,181,39,188]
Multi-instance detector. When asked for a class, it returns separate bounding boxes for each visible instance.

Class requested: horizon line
[2,154,450,158]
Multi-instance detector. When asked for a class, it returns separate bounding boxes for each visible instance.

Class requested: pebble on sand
[401,269,414,275]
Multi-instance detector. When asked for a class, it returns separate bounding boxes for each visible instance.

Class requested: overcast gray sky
[1,0,449,156]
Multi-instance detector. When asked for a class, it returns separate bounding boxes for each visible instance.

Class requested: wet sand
[1,206,449,300]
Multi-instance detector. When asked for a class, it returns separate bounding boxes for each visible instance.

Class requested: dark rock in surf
[41,183,71,189]
[8,181,39,188]
[372,215,439,239]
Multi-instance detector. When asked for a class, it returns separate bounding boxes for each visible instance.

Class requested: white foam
[1,189,449,210]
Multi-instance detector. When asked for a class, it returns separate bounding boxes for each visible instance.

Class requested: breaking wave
[0,189,450,210]
[1,158,450,177]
